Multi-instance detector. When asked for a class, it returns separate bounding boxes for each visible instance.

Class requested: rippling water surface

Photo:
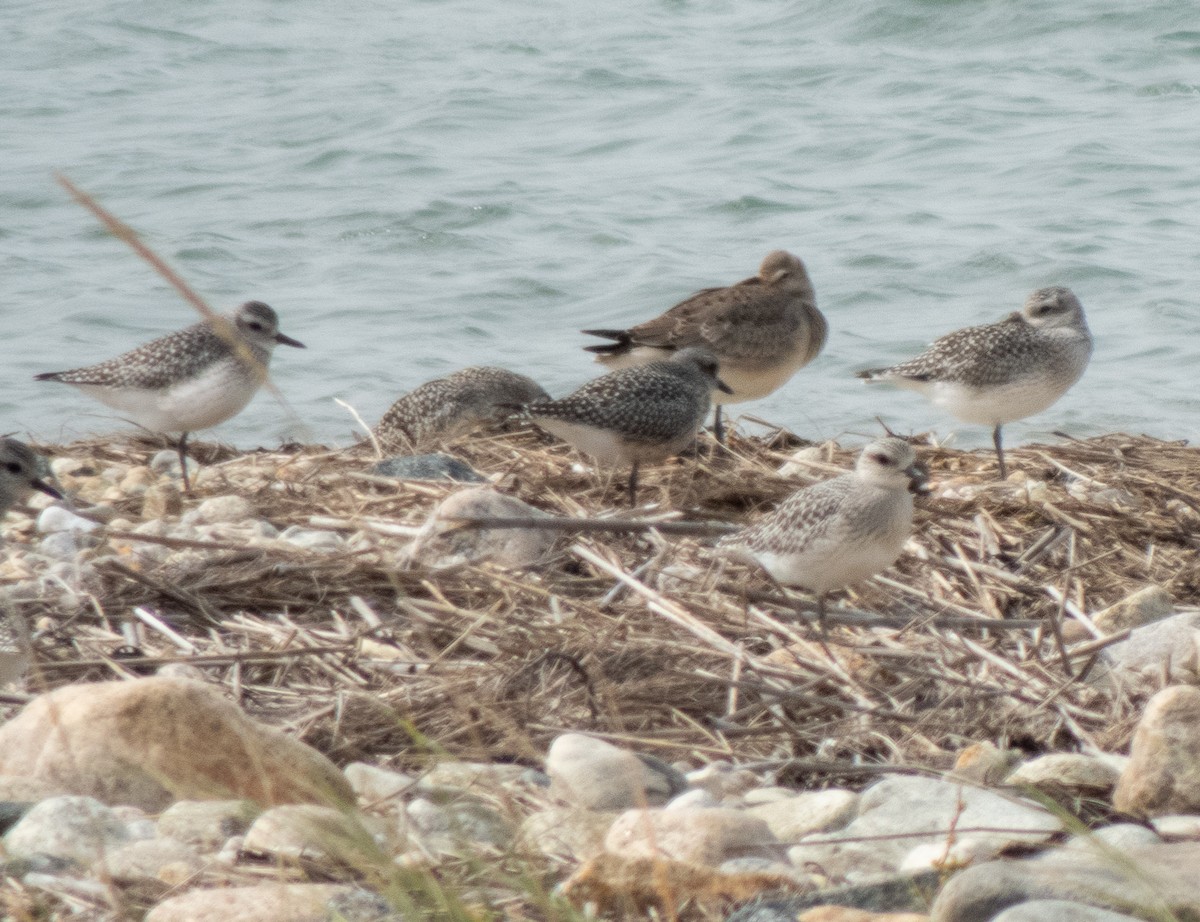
[5,1,1200,452]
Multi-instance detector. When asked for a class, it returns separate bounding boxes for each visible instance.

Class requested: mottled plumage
[36,301,305,489]
[858,287,1092,478]
[583,250,826,440]
[719,438,927,633]
[374,366,549,452]
[520,347,732,503]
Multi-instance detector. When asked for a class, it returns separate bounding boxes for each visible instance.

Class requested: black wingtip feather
[581,329,633,356]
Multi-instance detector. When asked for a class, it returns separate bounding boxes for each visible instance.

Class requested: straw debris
[6,425,1193,778]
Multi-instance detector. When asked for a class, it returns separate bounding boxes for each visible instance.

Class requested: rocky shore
[2,424,1199,921]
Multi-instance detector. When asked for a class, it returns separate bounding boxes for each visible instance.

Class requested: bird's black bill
[906,462,932,495]
[32,478,63,500]
[275,332,306,348]
[715,377,734,395]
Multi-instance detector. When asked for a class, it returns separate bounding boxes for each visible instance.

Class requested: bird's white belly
[902,377,1072,427]
[74,361,261,433]
[751,536,906,594]
[535,417,694,467]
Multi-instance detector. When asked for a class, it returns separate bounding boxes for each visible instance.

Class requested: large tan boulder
[0,678,353,811]
[1114,684,1200,817]
[144,883,352,922]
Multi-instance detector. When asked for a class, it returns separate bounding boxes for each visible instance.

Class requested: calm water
[5,1,1200,452]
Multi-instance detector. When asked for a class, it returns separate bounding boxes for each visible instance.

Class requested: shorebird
[374,366,549,452]
[515,346,732,504]
[857,287,1092,479]
[718,437,927,635]
[0,438,62,515]
[582,250,826,442]
[36,301,304,490]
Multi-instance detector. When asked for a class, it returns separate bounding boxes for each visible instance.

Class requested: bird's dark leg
[992,425,1007,480]
[816,592,828,639]
[177,432,192,493]
[712,406,726,445]
[627,462,639,506]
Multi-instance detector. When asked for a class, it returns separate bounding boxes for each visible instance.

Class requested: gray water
[5,1,1200,453]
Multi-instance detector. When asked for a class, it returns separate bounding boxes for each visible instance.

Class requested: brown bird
[583,250,826,441]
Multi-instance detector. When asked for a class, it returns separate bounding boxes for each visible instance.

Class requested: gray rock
[742,786,799,806]
[930,841,1200,922]
[144,883,353,922]
[417,760,528,793]
[1093,586,1174,635]
[1151,814,1200,840]
[373,454,485,483]
[406,796,513,851]
[243,804,385,864]
[149,449,196,482]
[4,796,132,864]
[183,494,254,526]
[605,807,780,866]
[38,531,85,561]
[1005,753,1122,796]
[991,900,1146,921]
[277,525,346,552]
[518,806,619,861]
[94,836,202,882]
[686,762,762,798]
[786,774,1062,882]
[546,733,683,810]
[666,788,721,810]
[746,789,859,842]
[520,768,551,787]
[345,763,416,805]
[324,889,406,922]
[1096,611,1200,685]
[36,506,99,535]
[724,870,941,920]
[1057,823,1161,854]
[156,800,261,850]
[405,487,558,569]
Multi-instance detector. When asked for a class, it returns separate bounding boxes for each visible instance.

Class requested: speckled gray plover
[516,346,732,504]
[719,437,927,635]
[0,438,62,515]
[857,287,1092,479]
[374,366,550,452]
[36,301,305,491]
[583,250,826,442]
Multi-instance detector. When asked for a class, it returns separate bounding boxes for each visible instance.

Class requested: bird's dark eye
[248,322,264,332]
[5,462,21,475]
[871,453,891,465]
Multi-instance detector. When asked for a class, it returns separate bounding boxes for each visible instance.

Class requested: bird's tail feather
[581,329,632,356]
